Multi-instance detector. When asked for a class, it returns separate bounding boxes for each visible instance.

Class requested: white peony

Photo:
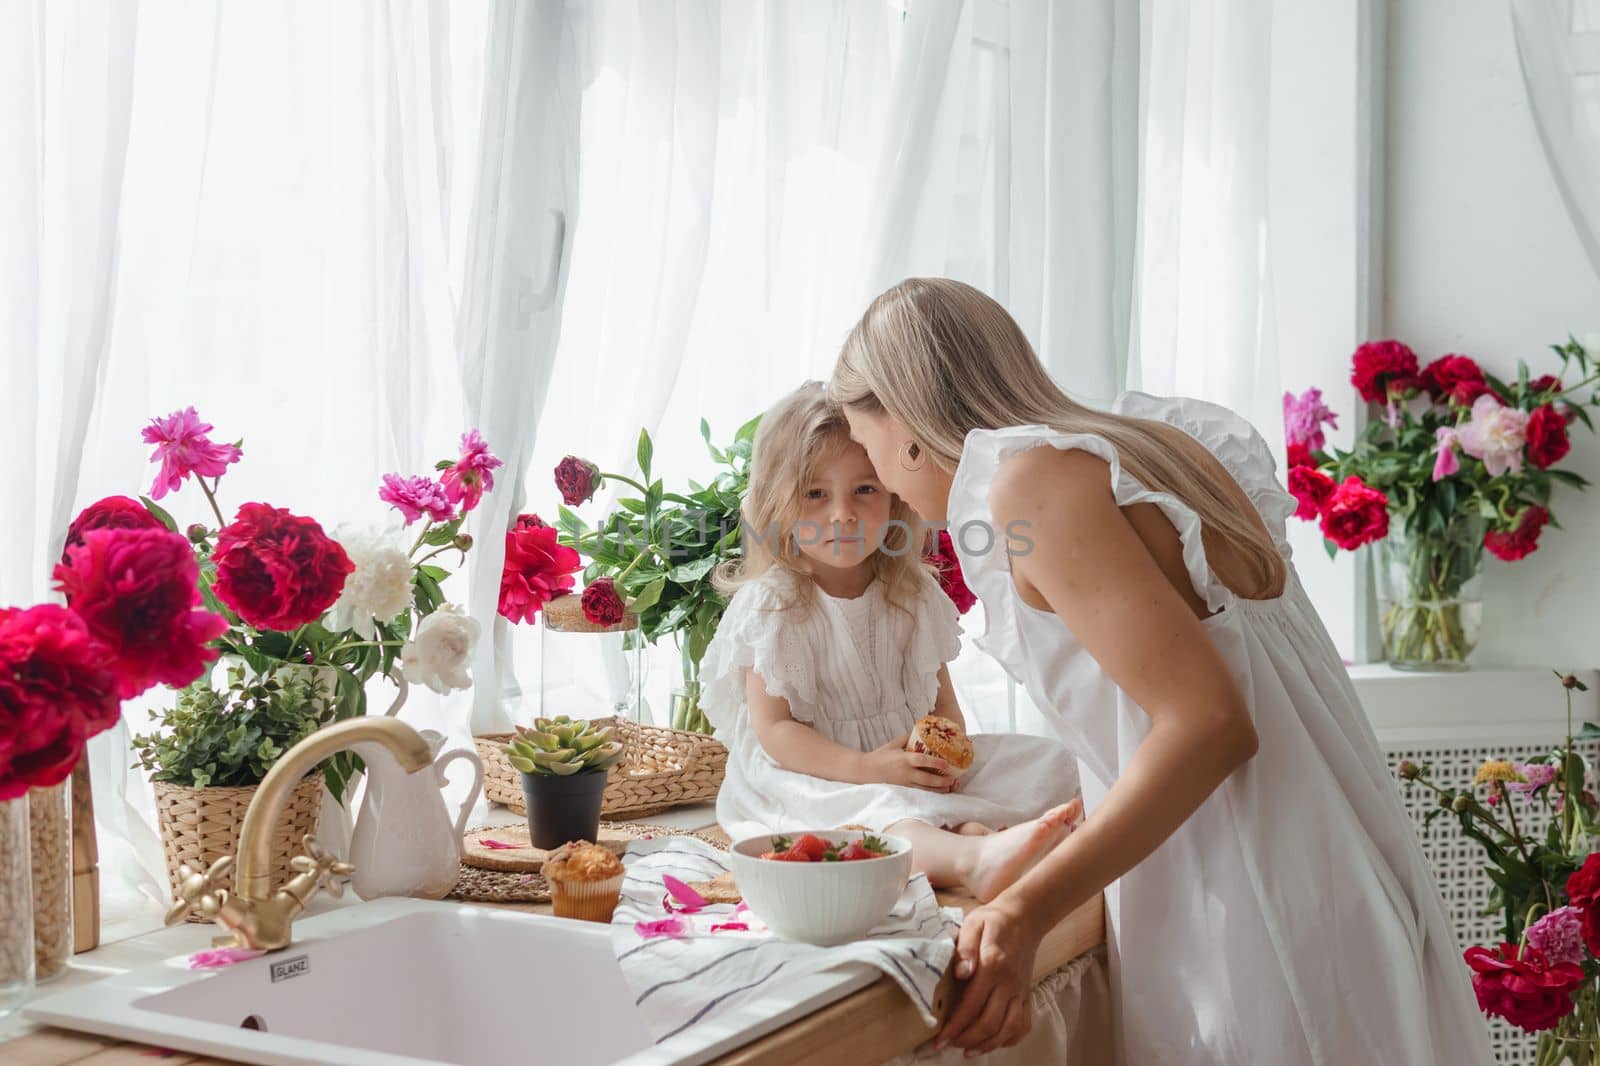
[400,604,479,695]
[328,527,415,639]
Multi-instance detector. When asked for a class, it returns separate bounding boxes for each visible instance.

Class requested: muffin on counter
[544,841,626,923]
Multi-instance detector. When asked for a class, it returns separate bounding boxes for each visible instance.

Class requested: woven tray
[461,822,635,872]
[476,716,727,819]
[447,821,729,904]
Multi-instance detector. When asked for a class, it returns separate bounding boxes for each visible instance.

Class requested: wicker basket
[477,717,727,820]
[152,772,324,923]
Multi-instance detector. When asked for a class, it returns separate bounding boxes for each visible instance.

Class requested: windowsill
[1348,664,1600,746]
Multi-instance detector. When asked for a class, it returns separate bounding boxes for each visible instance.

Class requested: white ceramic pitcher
[348,729,483,901]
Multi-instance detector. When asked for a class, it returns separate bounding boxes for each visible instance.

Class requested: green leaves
[140,495,180,533]
[421,516,464,548]
[637,428,654,481]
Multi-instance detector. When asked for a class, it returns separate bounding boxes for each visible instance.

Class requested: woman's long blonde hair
[830,277,1285,596]
[715,382,936,616]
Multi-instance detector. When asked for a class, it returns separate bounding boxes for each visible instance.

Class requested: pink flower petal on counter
[710,922,749,933]
[478,838,520,850]
[662,874,707,912]
[188,947,265,969]
[635,916,688,939]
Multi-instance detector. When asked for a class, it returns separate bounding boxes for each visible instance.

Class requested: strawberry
[760,849,807,861]
[789,834,830,862]
[837,841,873,862]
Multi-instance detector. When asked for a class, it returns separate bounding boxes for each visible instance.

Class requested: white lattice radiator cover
[1383,740,1595,1064]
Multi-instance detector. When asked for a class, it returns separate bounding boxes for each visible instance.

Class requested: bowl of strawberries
[727,830,913,946]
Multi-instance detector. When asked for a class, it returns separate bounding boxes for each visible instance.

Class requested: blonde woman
[831,279,1492,1064]
[700,383,1083,901]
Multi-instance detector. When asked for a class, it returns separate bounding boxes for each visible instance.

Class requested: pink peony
[440,429,503,513]
[1510,762,1559,795]
[141,407,242,500]
[1526,907,1587,968]
[1432,427,1461,481]
[498,521,581,624]
[378,474,456,526]
[54,528,228,699]
[1457,395,1530,477]
[1282,388,1340,451]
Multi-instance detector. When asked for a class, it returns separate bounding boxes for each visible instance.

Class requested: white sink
[24,897,879,1065]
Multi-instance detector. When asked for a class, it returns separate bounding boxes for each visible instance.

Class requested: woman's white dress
[947,391,1492,1065]
[701,568,1081,842]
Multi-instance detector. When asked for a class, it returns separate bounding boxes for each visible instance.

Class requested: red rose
[1464,942,1584,1033]
[62,495,164,563]
[212,503,354,631]
[926,529,976,614]
[554,456,601,507]
[1484,505,1550,562]
[1288,466,1337,521]
[0,605,121,801]
[580,578,627,627]
[1319,477,1390,550]
[54,528,227,699]
[1526,405,1571,469]
[1418,354,1486,405]
[1567,853,1600,953]
[499,521,581,624]
[1529,375,1564,396]
[1350,340,1421,403]
[1285,442,1314,470]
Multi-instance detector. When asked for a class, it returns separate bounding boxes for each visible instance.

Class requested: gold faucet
[164,716,435,951]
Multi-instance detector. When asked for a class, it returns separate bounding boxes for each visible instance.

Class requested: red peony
[1350,340,1421,403]
[1529,375,1564,396]
[1464,942,1584,1033]
[1288,466,1337,521]
[1286,442,1314,470]
[0,605,122,801]
[1484,505,1550,562]
[1567,853,1600,954]
[580,578,627,627]
[54,528,227,699]
[62,495,164,563]
[212,503,354,631]
[554,456,601,507]
[499,520,581,624]
[1419,354,1487,405]
[927,529,976,614]
[1319,477,1390,550]
[1526,404,1571,469]
[513,513,548,531]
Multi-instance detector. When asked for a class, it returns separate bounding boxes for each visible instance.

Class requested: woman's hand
[859,735,956,791]
[934,901,1040,1055]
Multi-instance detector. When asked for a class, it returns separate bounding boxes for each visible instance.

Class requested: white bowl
[728,830,913,947]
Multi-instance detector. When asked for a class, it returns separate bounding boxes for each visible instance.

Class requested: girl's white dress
[948,391,1493,1065]
[702,568,1081,842]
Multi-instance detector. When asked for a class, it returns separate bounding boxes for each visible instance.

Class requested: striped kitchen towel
[610,836,962,1044]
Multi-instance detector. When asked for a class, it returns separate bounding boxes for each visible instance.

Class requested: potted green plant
[503,716,626,849]
[130,665,339,912]
[551,416,760,733]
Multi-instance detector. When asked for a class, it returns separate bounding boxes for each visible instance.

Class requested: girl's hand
[934,901,1040,1055]
[860,735,956,791]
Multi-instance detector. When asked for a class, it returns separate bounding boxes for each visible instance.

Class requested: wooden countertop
[0,890,1104,1066]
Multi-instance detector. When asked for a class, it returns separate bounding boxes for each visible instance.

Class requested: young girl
[701,383,1082,903]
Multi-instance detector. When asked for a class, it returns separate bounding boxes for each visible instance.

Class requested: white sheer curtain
[3,0,531,930]
[1511,0,1600,281]
[1128,0,1379,659]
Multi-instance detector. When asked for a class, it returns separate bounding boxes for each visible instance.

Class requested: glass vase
[1377,511,1484,671]
[1537,982,1600,1065]
[540,606,647,722]
[28,782,72,982]
[0,795,34,1018]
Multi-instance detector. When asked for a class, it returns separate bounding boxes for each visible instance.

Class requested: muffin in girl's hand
[906,714,975,774]
[544,841,625,923]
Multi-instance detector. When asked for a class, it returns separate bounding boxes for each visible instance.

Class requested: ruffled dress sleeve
[700,571,820,732]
